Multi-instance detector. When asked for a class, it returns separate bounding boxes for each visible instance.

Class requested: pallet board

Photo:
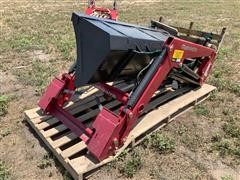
[25,84,216,180]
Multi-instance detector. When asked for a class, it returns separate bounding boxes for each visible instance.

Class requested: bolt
[113,138,118,148]
[128,112,133,119]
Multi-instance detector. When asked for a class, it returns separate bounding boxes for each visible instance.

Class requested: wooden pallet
[24,84,216,180]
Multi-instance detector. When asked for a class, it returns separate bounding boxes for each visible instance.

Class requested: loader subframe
[38,39,216,161]
[38,14,225,162]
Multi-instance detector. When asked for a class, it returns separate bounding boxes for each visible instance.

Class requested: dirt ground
[0,0,240,179]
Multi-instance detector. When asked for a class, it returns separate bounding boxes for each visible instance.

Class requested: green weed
[0,96,9,116]
[48,172,53,177]
[221,81,240,96]
[211,134,222,143]
[222,122,240,139]
[149,132,175,154]
[212,138,240,160]
[209,76,240,96]
[194,104,210,117]
[0,129,11,140]
[63,171,73,180]
[0,161,10,180]
[37,154,53,169]
[177,125,188,136]
[119,152,142,178]
[228,83,240,96]
[182,133,202,151]
[216,48,230,61]
[221,175,234,180]
[208,47,240,96]
[117,150,128,162]
[8,34,46,52]
[211,115,240,162]
[177,123,204,152]
[213,70,222,79]
[210,78,227,91]
[213,139,232,157]
[55,35,75,60]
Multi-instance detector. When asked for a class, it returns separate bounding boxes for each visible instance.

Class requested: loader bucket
[71,13,170,87]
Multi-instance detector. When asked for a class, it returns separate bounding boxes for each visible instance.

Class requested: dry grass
[0,0,240,179]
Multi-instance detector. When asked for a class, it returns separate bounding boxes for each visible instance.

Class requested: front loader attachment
[38,13,225,161]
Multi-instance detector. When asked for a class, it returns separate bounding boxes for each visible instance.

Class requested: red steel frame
[85,0,118,20]
[38,36,216,161]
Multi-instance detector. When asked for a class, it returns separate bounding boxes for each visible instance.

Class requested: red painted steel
[87,107,124,161]
[38,77,65,112]
[38,73,75,112]
[94,83,129,104]
[85,0,118,20]
[120,38,216,142]
[38,32,217,161]
[51,105,93,143]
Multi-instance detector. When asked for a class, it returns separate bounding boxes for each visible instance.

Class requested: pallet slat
[52,132,77,149]
[61,141,87,159]
[37,118,59,130]
[78,100,121,121]
[43,124,68,138]
[132,85,213,137]
[25,84,216,180]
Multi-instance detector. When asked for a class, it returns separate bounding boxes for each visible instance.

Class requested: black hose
[127,47,168,108]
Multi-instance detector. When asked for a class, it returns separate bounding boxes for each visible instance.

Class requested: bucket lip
[72,12,170,35]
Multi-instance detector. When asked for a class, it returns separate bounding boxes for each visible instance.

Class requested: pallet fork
[38,14,226,162]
